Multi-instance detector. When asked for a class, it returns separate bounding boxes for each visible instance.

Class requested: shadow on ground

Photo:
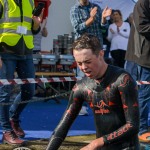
[0,134,96,150]
[0,134,150,150]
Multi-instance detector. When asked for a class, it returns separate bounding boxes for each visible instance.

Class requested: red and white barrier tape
[0,77,149,85]
[0,77,82,85]
[136,81,150,85]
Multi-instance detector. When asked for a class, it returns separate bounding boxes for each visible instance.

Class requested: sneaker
[10,118,25,138]
[2,130,24,146]
[138,132,150,143]
[79,106,89,116]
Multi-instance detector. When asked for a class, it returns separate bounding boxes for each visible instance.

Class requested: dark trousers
[111,49,126,68]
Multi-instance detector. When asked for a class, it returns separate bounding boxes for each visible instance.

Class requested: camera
[34,0,51,19]
[32,2,45,16]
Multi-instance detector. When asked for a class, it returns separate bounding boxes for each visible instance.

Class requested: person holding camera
[33,17,48,54]
[0,0,42,145]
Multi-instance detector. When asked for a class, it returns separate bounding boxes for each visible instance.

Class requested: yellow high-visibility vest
[0,0,34,49]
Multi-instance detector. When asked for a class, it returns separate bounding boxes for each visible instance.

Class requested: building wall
[41,0,75,51]
[91,0,135,20]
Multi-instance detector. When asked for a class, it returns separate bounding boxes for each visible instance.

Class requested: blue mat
[0,99,96,142]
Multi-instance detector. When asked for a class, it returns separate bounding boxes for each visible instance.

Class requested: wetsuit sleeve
[103,74,139,145]
[46,84,84,150]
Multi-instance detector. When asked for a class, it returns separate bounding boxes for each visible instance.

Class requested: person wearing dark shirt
[124,12,138,81]
[0,0,42,145]
[46,33,140,150]
[125,0,150,143]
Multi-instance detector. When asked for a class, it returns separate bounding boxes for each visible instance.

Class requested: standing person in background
[0,0,42,145]
[126,0,150,143]
[70,0,112,47]
[70,0,111,115]
[46,33,140,150]
[107,10,130,68]
[125,12,138,81]
[33,18,48,96]
[33,17,48,54]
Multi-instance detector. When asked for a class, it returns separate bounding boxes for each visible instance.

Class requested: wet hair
[72,33,101,55]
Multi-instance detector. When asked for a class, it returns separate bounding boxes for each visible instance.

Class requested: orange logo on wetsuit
[94,100,110,114]
[107,124,132,140]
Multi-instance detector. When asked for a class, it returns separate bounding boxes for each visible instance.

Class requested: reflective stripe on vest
[0,17,32,24]
[29,0,34,8]
[0,29,32,35]
[0,0,33,24]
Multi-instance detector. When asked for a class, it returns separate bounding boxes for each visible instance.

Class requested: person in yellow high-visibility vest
[0,0,43,146]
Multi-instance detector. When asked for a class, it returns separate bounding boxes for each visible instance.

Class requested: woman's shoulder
[109,23,116,28]
[123,21,130,26]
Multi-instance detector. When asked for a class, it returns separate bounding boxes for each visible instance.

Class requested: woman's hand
[110,28,115,34]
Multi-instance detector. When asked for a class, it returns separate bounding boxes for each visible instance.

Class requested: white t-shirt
[33,30,42,51]
[107,22,130,51]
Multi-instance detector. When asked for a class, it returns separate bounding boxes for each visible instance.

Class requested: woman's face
[113,12,122,22]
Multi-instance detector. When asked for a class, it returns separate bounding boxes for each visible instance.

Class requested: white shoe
[79,106,89,116]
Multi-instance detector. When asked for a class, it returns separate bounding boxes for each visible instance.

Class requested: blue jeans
[0,54,35,131]
[137,65,150,135]
[125,61,138,81]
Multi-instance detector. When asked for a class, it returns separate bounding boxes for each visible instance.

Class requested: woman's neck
[115,20,123,27]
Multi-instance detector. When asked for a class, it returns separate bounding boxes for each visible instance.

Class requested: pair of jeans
[137,65,150,135]
[125,61,138,81]
[0,53,35,131]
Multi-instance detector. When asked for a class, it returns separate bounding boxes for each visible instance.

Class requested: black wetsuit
[47,65,140,150]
